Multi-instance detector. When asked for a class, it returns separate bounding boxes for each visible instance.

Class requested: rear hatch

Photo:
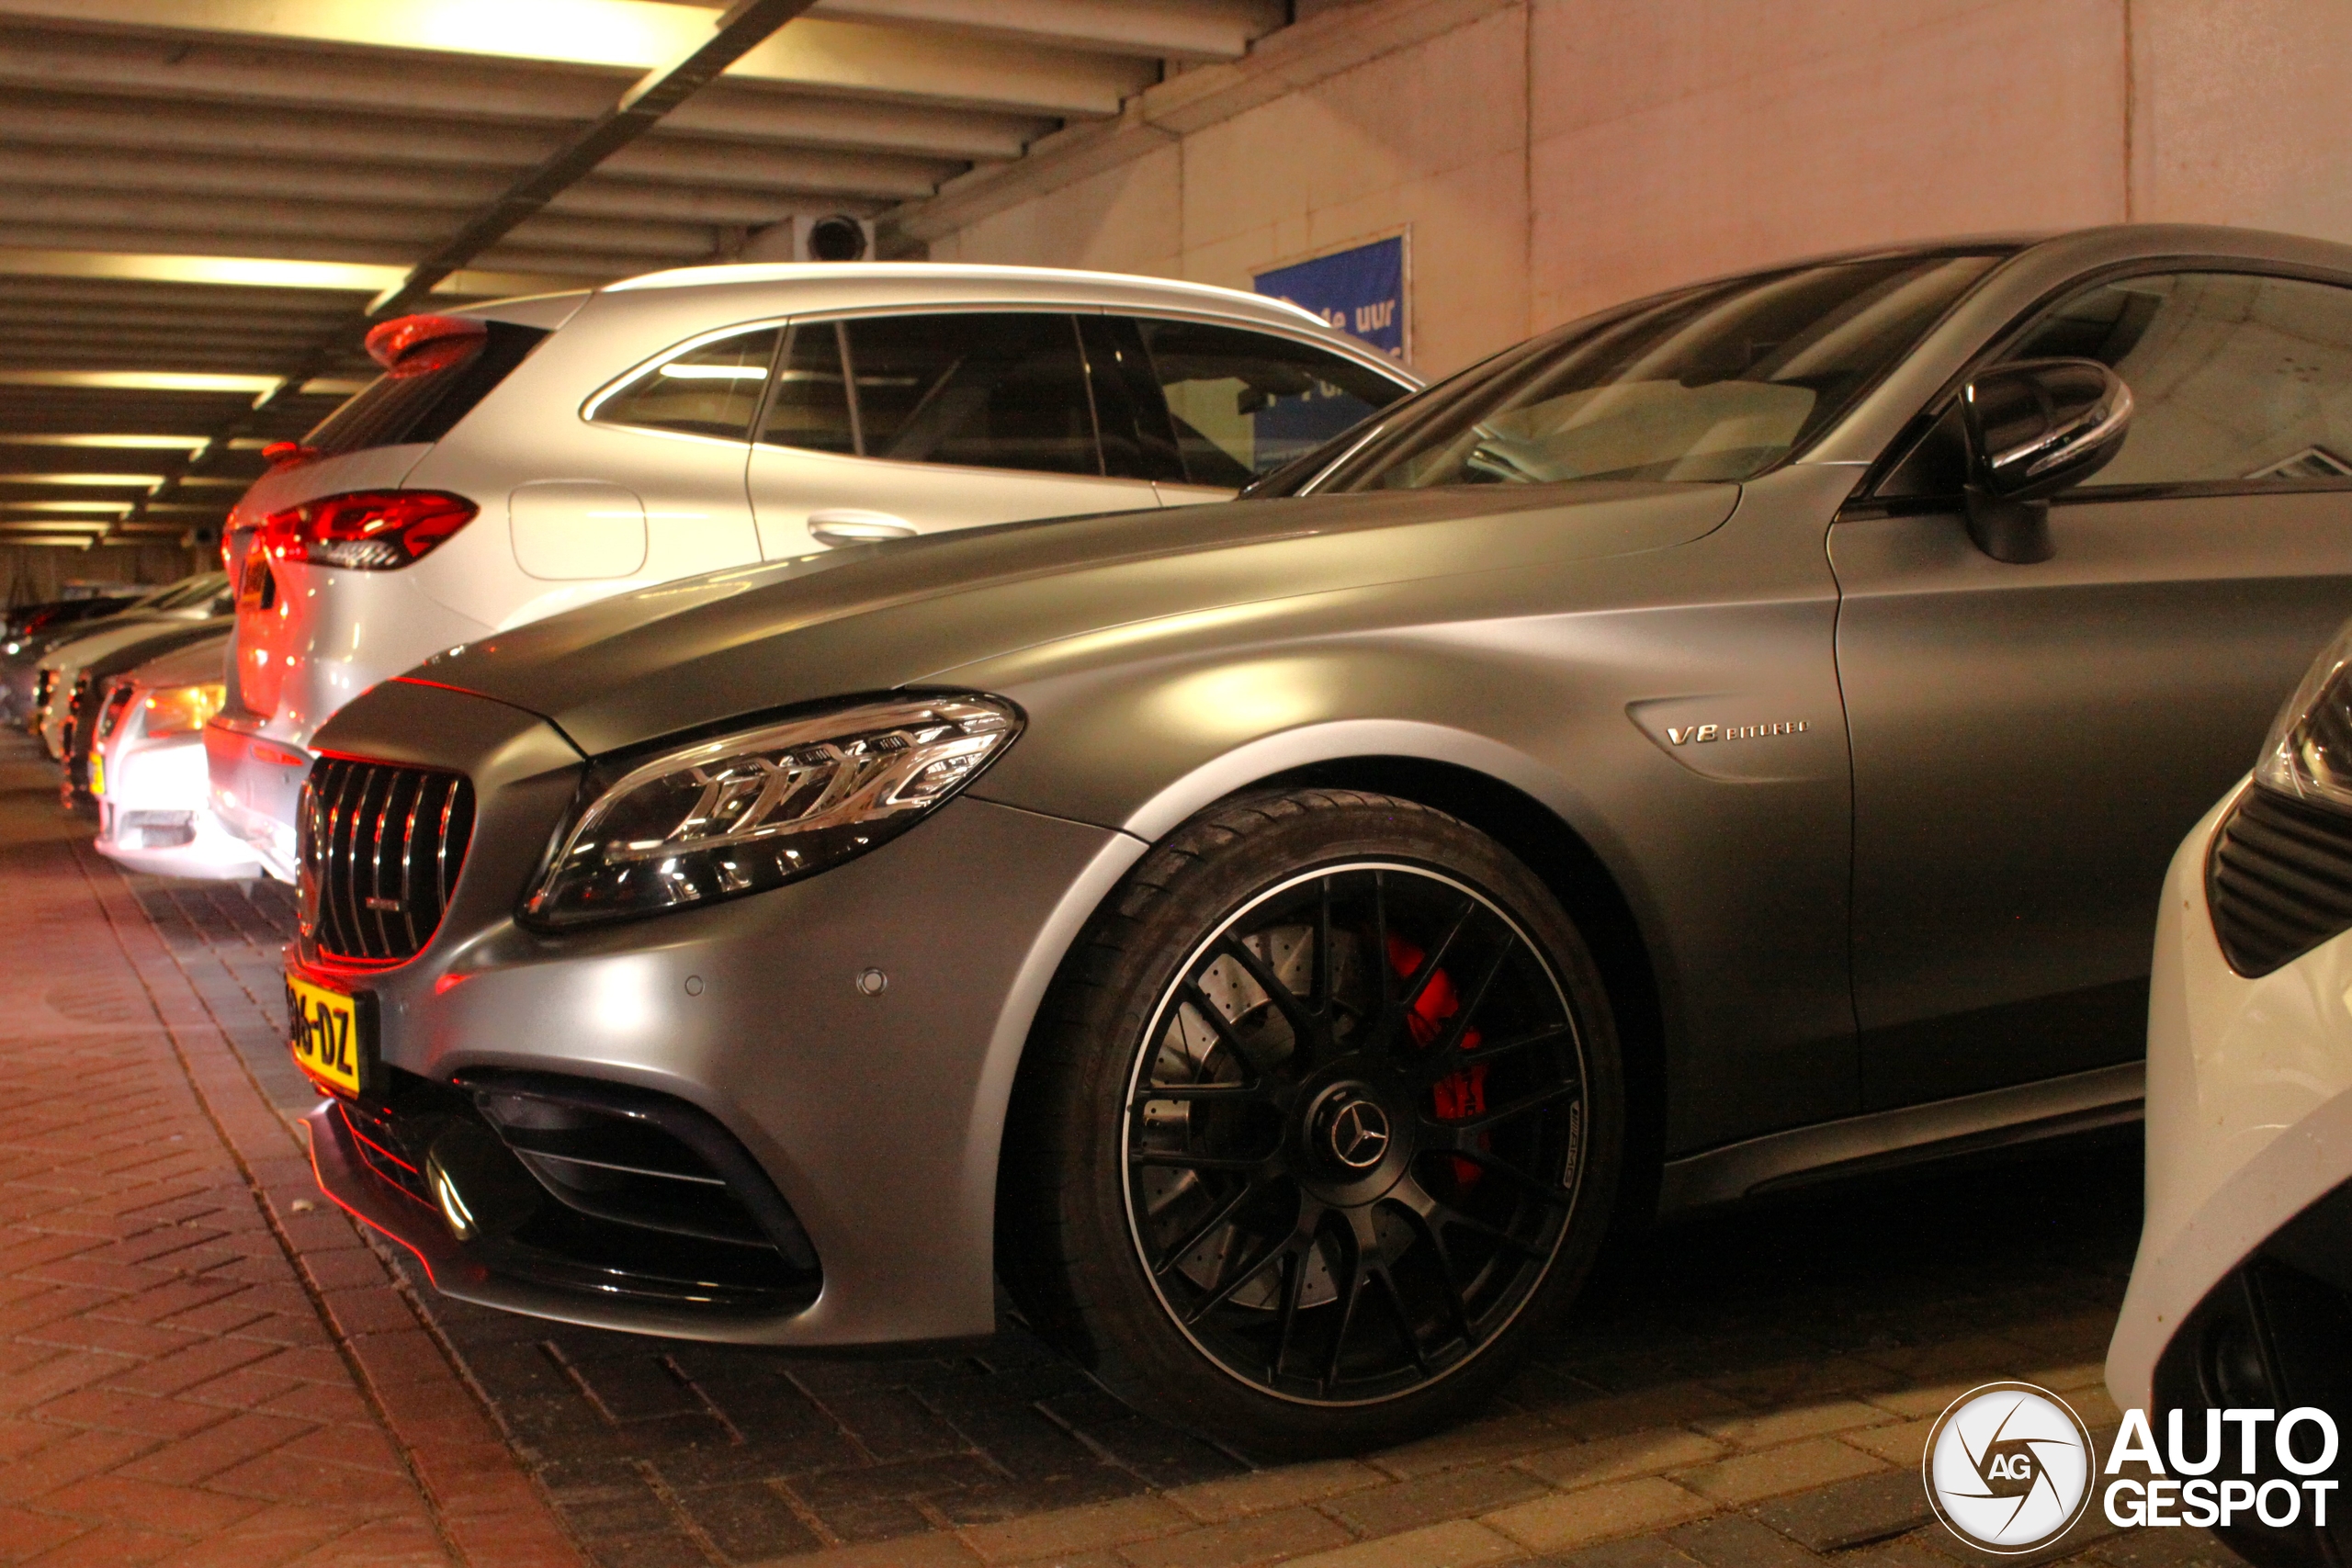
[222,299,580,722]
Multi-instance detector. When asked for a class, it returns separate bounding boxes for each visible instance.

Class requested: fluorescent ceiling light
[0,434,210,451]
[0,370,275,393]
[0,474,164,489]
[0,248,599,298]
[0,371,370,395]
[0,501,133,513]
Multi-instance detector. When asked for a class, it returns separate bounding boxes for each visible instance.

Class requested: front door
[746,310,1160,557]
[1834,268,2352,1109]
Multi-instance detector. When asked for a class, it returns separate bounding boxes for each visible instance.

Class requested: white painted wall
[909,0,2352,378]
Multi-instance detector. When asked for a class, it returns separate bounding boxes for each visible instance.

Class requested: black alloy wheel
[1001,789,1623,1455]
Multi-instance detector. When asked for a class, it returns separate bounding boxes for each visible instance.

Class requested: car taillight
[259,491,478,570]
[365,314,486,378]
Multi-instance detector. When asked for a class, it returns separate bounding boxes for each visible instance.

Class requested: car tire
[999,788,1623,1457]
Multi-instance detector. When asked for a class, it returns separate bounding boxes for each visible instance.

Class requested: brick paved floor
[10,733,2253,1568]
[0,739,579,1567]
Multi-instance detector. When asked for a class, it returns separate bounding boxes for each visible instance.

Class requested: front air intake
[2208,784,2352,977]
[300,758,476,963]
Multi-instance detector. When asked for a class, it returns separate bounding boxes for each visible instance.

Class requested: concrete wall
[2,545,201,609]
[909,0,2352,378]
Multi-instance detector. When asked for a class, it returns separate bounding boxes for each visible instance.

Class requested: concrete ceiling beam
[0,191,721,259]
[803,0,1282,62]
[0,3,1150,118]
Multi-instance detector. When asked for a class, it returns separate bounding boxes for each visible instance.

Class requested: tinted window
[591,326,782,441]
[1304,254,2002,493]
[842,313,1097,476]
[2006,272,2352,487]
[1129,318,1405,486]
[756,322,854,455]
[306,321,548,457]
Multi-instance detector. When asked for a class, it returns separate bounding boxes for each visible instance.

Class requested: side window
[590,326,781,440]
[758,313,1101,477]
[847,312,1100,476]
[1125,318,1408,487]
[2005,272,2352,488]
[756,322,854,455]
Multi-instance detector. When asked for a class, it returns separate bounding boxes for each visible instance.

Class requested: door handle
[808,509,917,547]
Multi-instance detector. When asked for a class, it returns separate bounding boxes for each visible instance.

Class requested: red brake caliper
[1387,934,1486,1186]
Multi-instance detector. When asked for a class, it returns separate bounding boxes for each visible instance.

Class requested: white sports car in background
[89,632,259,881]
[2109,620,2352,1568]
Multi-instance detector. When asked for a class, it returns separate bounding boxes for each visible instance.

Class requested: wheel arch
[982,730,1671,1258]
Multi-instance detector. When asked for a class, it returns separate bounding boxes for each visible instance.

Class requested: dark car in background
[290,225,2352,1455]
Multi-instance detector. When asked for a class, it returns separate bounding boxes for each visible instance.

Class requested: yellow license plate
[287,971,366,1098]
[87,752,104,797]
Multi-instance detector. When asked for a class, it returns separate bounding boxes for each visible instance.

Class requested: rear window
[304,321,548,457]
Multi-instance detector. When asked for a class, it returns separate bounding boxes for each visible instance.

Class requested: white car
[2109,620,2352,1567]
[89,632,260,881]
[32,574,231,759]
[207,262,1419,881]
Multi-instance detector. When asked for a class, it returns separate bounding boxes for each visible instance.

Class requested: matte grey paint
[306,224,2352,1346]
[1657,1063,2145,1212]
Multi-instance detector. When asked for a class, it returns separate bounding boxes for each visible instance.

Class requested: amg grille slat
[2209,786,2352,976]
[318,762,352,957]
[397,778,425,953]
[339,765,377,959]
[300,759,474,965]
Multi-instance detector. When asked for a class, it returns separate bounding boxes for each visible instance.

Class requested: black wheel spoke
[1430,1080,1580,1138]
[1270,1229,1311,1382]
[1397,897,1477,1016]
[1446,1145,1577,1207]
[1183,1224,1295,1326]
[1390,1198,1478,1349]
[1428,1200,1551,1262]
[1430,1021,1575,1081]
[1407,940,1516,1081]
[1153,1179,1262,1279]
[1215,935,1317,1044]
[1373,1265,1431,1374]
[1318,1229,1367,1392]
[1175,981,1278,1080]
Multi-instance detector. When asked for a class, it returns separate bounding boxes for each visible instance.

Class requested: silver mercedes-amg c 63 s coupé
[289,225,2352,1453]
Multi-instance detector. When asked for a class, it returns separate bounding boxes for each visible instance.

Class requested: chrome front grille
[2208,784,2352,977]
[300,758,476,963]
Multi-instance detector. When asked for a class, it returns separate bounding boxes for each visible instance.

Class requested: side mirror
[1958,357,2133,564]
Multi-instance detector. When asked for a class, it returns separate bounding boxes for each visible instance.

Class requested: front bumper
[295,675,1141,1346]
[95,734,261,881]
[2109,782,2352,1566]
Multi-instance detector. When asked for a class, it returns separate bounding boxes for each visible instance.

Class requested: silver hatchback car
[209,264,1418,879]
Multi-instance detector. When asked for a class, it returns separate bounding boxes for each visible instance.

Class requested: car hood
[130,631,232,690]
[39,612,215,671]
[406,480,1738,759]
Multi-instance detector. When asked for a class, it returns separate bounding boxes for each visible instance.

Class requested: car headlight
[524,694,1021,929]
[2256,622,2352,812]
[142,680,227,739]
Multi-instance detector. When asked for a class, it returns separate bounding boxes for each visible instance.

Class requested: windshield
[144,574,227,611]
[304,321,548,458]
[1293,253,2005,493]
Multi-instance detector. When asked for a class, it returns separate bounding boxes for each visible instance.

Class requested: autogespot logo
[1924,1383,2097,1553]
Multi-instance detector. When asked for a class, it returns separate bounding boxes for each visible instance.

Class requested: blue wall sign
[1253,235,1407,361]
